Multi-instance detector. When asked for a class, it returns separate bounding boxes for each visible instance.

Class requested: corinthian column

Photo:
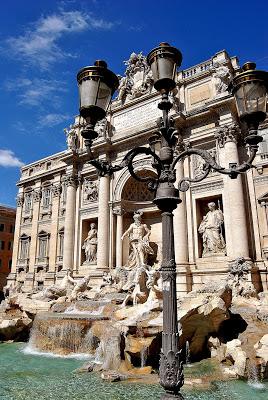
[47,179,61,278]
[216,125,249,259]
[63,173,77,271]
[97,175,110,270]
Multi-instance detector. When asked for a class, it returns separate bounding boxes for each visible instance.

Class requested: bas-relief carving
[192,148,217,179]
[82,223,98,264]
[198,202,226,257]
[83,179,98,203]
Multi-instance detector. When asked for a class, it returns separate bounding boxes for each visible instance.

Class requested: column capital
[113,205,125,216]
[51,184,62,197]
[214,124,240,148]
[64,174,78,188]
[16,194,24,207]
[33,189,42,203]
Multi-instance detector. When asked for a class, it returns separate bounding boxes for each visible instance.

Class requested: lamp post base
[161,393,184,400]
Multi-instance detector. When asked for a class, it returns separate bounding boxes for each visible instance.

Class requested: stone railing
[181,60,212,79]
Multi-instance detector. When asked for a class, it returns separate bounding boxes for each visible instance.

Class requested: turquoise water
[0,343,267,400]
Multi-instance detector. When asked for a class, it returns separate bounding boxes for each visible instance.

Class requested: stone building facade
[7,50,268,295]
[0,205,16,294]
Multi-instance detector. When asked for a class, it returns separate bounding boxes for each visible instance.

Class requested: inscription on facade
[189,83,211,105]
[113,98,162,134]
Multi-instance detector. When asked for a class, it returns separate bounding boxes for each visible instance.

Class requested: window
[8,241,13,251]
[10,225,15,234]
[0,259,2,268]
[9,259,12,269]
[0,241,5,250]
[24,192,32,213]
[0,224,5,232]
[61,182,67,205]
[19,234,30,260]
[58,229,64,259]
[37,231,50,261]
[42,187,51,208]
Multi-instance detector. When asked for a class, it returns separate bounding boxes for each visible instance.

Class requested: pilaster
[11,191,24,276]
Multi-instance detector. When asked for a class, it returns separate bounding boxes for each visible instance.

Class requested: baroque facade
[8,50,268,295]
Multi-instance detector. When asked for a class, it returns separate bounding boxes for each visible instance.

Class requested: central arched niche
[121,170,156,202]
[120,170,162,267]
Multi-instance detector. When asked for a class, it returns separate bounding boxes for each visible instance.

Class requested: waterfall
[247,363,265,389]
[137,326,148,368]
[24,314,98,357]
[185,340,191,366]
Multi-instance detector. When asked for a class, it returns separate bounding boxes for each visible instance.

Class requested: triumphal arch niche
[113,168,161,270]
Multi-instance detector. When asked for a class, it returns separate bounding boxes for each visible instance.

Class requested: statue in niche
[82,223,98,264]
[64,126,77,151]
[83,180,98,203]
[121,210,154,270]
[211,62,231,94]
[198,202,226,257]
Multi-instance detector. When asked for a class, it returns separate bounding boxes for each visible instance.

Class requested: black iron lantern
[77,60,119,141]
[147,42,182,93]
[229,62,268,130]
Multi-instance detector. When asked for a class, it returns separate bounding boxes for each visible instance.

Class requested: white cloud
[0,150,24,168]
[39,113,71,128]
[5,77,67,107]
[6,10,114,69]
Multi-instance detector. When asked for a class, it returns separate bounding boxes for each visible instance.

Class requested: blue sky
[0,0,267,207]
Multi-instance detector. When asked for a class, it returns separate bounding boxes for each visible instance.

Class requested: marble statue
[115,52,154,104]
[227,257,256,298]
[82,223,98,263]
[198,202,226,256]
[122,265,149,307]
[31,269,75,300]
[64,126,77,151]
[211,62,231,94]
[121,211,154,269]
[69,273,91,301]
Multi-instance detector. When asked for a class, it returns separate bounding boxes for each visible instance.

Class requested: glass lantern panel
[235,82,267,118]
[79,79,99,109]
[151,57,176,82]
[95,81,112,112]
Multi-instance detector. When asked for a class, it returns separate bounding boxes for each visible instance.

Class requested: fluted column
[174,159,188,265]
[23,182,42,291]
[217,125,249,259]
[63,173,78,271]
[114,206,124,268]
[47,179,61,277]
[97,175,110,270]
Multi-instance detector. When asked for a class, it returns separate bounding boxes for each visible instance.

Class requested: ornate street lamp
[77,45,268,399]
[77,60,119,148]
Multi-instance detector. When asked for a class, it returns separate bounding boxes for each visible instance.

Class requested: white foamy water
[63,305,105,315]
[22,344,93,360]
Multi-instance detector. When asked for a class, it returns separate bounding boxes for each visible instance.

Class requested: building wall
[0,206,16,294]
[7,50,268,294]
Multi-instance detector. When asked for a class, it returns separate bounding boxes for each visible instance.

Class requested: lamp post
[77,44,268,399]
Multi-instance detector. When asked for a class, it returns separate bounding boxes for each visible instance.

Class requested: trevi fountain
[0,210,268,399]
